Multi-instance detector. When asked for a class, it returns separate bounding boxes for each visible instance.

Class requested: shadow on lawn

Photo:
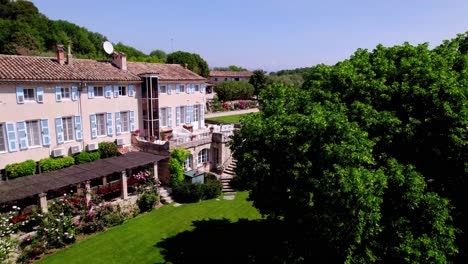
[155,218,341,264]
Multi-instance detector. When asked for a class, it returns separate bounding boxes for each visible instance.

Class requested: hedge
[40,157,75,173]
[5,160,36,179]
[74,151,101,165]
[99,142,121,158]
[172,174,222,203]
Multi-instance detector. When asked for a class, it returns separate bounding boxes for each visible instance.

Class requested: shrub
[214,80,254,101]
[5,159,36,179]
[137,192,159,212]
[169,148,190,188]
[40,157,75,173]
[172,176,222,203]
[98,142,121,158]
[74,151,101,164]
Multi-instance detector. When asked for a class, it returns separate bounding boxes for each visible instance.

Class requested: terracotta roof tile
[209,70,253,78]
[0,54,141,82]
[127,62,206,81]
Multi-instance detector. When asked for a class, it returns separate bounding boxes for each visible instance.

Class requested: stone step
[223,191,236,195]
[222,188,235,192]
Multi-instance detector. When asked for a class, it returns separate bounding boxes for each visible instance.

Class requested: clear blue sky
[32,0,468,71]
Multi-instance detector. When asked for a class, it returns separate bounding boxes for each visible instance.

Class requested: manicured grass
[206,114,246,124]
[38,192,261,264]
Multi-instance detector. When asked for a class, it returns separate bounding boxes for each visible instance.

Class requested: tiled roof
[0,54,141,82]
[209,70,253,78]
[127,62,206,81]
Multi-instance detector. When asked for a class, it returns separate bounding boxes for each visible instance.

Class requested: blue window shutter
[129,111,135,132]
[105,85,112,98]
[6,122,18,152]
[186,84,190,94]
[200,104,205,128]
[71,86,78,101]
[185,106,190,124]
[113,85,119,98]
[176,84,180,94]
[90,114,97,139]
[167,84,172,95]
[167,107,172,128]
[55,117,64,144]
[41,119,51,146]
[16,87,24,104]
[115,112,121,135]
[106,112,113,136]
[176,106,181,126]
[16,121,28,150]
[55,87,62,102]
[36,87,44,103]
[75,116,83,141]
[128,85,135,97]
[88,86,95,98]
[159,108,162,127]
[191,84,195,94]
[201,84,205,93]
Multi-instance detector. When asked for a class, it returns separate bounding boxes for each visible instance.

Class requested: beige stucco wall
[0,82,141,169]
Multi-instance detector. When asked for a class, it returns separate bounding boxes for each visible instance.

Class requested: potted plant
[160,131,166,140]
[209,126,214,133]
[149,136,156,142]
[216,164,225,174]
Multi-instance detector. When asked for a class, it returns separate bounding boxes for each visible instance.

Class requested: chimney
[66,44,72,65]
[183,63,188,70]
[56,44,65,65]
[112,52,127,71]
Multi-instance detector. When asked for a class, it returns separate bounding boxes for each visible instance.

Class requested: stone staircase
[221,159,237,195]
[158,186,174,204]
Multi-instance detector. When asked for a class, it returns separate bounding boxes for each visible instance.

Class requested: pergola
[0,152,168,212]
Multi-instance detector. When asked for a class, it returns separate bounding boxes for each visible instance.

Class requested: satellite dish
[103,41,114,55]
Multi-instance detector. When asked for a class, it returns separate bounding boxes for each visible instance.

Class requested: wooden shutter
[90,114,97,139]
[128,85,135,97]
[201,84,205,93]
[36,87,44,103]
[75,116,83,141]
[16,87,24,104]
[113,85,119,98]
[6,122,18,152]
[167,107,172,128]
[115,112,121,135]
[200,104,205,128]
[107,112,113,136]
[105,85,112,98]
[41,119,51,146]
[55,87,62,102]
[55,117,64,144]
[88,86,95,98]
[167,84,172,95]
[72,86,78,101]
[176,106,181,126]
[159,108,162,127]
[16,121,28,150]
[176,84,180,93]
[129,111,135,132]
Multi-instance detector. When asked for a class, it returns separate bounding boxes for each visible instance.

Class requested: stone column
[153,162,159,181]
[102,176,107,186]
[38,193,48,213]
[76,183,83,196]
[121,170,128,199]
[85,181,91,205]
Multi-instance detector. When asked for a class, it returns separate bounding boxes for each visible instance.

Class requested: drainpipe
[79,81,85,151]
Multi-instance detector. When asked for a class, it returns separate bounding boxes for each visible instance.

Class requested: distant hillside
[0,0,163,62]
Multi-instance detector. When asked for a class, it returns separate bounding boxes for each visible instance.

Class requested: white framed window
[120,111,130,133]
[184,154,193,170]
[62,117,75,142]
[96,113,106,136]
[194,84,200,92]
[95,86,104,97]
[26,120,41,147]
[118,86,127,96]
[24,88,35,101]
[180,106,186,125]
[180,84,185,93]
[197,148,209,165]
[193,105,199,122]
[61,87,71,99]
[159,85,167,93]
[0,123,6,152]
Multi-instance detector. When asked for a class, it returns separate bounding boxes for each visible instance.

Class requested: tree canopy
[166,51,210,77]
[231,33,468,261]
[212,65,248,72]
[249,70,267,95]
[214,80,254,101]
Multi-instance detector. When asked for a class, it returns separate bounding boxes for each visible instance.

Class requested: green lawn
[38,192,261,264]
[206,114,246,124]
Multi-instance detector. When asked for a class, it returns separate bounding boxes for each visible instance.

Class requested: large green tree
[231,38,462,261]
[166,51,209,77]
[249,69,267,95]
